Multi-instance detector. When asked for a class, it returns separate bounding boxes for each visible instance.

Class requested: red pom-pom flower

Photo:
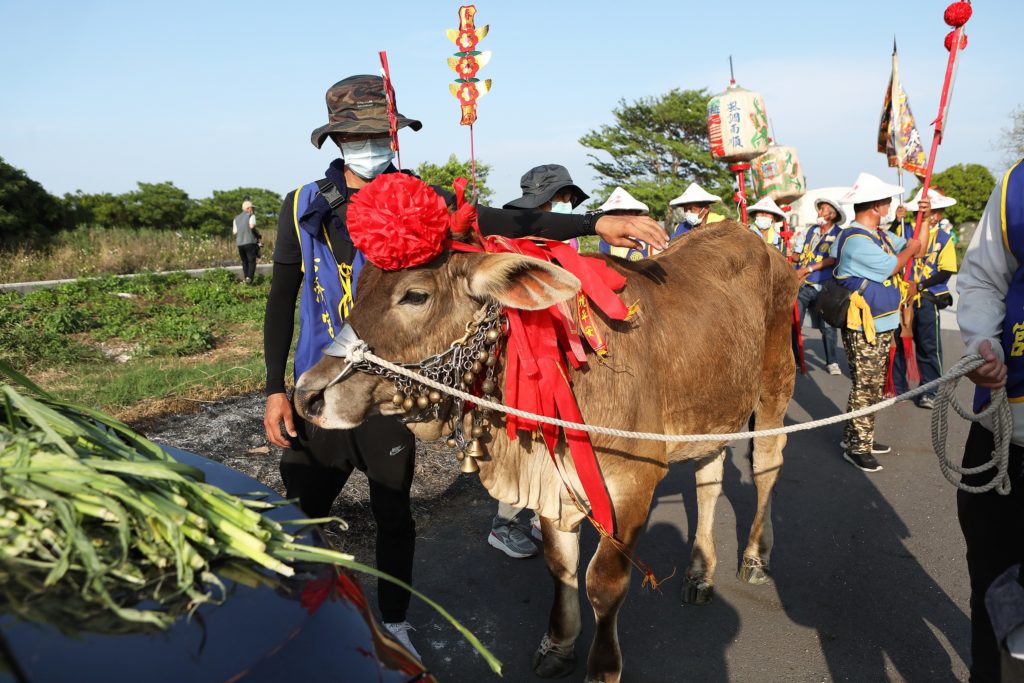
[944,1,972,27]
[944,29,968,51]
[347,174,450,271]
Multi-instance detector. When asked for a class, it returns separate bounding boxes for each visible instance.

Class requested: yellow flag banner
[878,44,928,177]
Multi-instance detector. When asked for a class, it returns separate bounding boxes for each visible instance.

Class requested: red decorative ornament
[944,1,972,27]
[944,30,968,52]
[347,174,450,271]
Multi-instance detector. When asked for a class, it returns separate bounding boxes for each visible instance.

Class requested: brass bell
[471,425,484,438]
[476,350,489,363]
[485,329,500,343]
[429,390,442,404]
[460,456,480,473]
[485,355,497,368]
[455,451,465,461]
[471,360,484,374]
[402,396,415,412]
[462,371,475,385]
[466,439,485,459]
[446,438,458,448]
[481,379,497,395]
[416,395,430,410]
[392,392,405,407]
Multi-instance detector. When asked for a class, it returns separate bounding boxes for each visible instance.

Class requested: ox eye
[399,289,430,306]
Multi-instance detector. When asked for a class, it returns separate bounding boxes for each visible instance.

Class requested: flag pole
[905,3,971,255]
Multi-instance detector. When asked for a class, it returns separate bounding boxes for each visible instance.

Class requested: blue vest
[977,160,1024,410]
[599,240,648,261]
[290,182,366,381]
[671,222,693,239]
[834,225,902,326]
[796,224,840,284]
[892,221,954,297]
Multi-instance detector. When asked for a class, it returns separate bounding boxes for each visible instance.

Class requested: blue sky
[1,0,1020,208]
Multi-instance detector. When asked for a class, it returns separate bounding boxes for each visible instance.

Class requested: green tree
[63,190,132,229]
[579,89,734,219]
[415,154,494,205]
[125,181,192,230]
[186,187,283,237]
[998,106,1024,166]
[911,163,996,227]
[0,156,69,248]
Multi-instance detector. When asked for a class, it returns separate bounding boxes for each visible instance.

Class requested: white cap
[747,195,787,220]
[242,200,254,211]
[840,172,905,204]
[597,187,650,214]
[906,187,957,211]
[669,182,721,207]
[814,197,847,226]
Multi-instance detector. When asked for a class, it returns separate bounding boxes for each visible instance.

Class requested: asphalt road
[384,322,977,682]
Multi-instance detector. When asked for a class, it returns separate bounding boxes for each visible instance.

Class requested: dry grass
[0,228,278,283]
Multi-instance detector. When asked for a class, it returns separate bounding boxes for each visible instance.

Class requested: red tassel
[884,344,897,398]
[902,334,920,384]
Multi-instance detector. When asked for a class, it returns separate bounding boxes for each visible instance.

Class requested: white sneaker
[383,620,421,661]
[827,363,842,376]
[529,516,543,542]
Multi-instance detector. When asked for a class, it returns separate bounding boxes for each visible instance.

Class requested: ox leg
[583,509,650,683]
[533,517,581,679]
[681,449,726,605]
[739,389,789,585]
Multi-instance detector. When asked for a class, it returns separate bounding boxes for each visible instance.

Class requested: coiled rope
[348,349,1011,494]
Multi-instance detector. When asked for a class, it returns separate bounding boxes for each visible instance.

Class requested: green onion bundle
[0,362,500,673]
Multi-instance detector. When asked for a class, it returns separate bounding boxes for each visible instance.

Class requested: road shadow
[735,368,971,680]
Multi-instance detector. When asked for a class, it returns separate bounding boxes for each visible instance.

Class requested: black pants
[280,411,416,623]
[238,243,259,282]
[958,423,1024,682]
[892,300,943,398]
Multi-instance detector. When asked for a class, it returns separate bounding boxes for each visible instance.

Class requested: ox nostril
[306,392,326,418]
[296,389,326,419]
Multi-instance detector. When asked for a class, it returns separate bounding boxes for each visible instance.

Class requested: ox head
[293,250,581,438]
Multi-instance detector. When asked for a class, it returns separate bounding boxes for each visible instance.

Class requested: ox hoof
[532,635,576,678]
[737,556,771,585]
[680,575,714,605]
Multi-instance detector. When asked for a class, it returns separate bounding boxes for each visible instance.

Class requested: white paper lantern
[707,83,771,163]
[751,145,807,204]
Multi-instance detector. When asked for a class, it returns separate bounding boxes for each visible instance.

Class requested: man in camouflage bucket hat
[263,73,668,662]
[310,74,422,148]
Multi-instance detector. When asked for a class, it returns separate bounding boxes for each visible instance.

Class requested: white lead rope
[348,349,1011,494]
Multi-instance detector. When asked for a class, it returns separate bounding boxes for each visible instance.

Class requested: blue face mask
[340,138,394,180]
[550,201,573,214]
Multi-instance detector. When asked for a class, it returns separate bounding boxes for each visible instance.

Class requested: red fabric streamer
[944,1,972,27]
[348,174,450,271]
[445,179,629,533]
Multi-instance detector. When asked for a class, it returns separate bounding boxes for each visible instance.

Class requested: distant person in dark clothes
[233,200,259,284]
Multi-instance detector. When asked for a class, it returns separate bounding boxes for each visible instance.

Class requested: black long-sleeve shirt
[263,178,601,394]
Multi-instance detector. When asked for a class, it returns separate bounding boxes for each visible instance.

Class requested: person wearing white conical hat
[598,187,652,261]
[887,188,959,409]
[794,196,847,376]
[748,195,787,252]
[829,172,925,473]
[668,182,724,238]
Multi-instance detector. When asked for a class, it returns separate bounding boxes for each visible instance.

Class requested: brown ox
[294,221,796,682]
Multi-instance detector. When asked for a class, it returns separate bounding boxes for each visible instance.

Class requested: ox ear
[468,253,581,311]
